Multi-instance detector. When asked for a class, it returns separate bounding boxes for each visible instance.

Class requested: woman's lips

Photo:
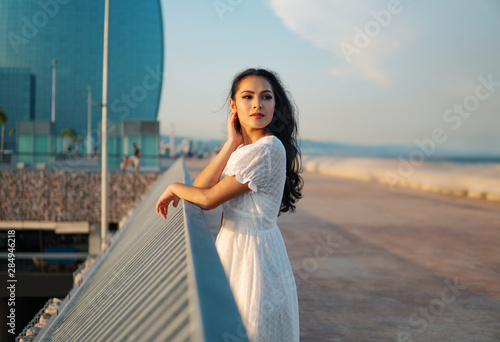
[250,113,264,119]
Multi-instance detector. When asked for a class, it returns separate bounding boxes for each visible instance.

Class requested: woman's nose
[253,101,263,109]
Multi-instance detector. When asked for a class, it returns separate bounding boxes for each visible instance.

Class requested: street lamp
[101,0,109,251]
[51,59,57,123]
[87,85,92,158]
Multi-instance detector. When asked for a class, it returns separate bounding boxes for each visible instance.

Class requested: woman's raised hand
[156,185,180,219]
[227,112,243,147]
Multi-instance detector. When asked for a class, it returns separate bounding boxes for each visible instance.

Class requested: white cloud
[269,0,409,87]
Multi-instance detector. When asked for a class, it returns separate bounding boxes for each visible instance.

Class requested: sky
[157,0,500,154]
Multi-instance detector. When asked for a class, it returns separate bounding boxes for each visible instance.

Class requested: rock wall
[0,171,160,223]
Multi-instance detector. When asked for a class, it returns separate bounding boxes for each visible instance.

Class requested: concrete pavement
[185,158,500,342]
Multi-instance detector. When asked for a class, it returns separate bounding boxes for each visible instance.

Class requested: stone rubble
[0,170,160,223]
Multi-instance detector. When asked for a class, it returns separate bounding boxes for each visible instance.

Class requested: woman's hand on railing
[156,185,180,219]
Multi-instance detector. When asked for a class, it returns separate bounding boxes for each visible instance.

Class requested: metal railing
[23,158,247,342]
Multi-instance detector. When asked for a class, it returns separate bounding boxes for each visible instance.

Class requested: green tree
[0,108,6,158]
[61,128,77,152]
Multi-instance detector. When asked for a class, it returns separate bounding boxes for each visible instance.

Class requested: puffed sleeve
[223,143,271,192]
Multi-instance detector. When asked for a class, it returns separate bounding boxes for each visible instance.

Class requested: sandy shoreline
[302,156,500,201]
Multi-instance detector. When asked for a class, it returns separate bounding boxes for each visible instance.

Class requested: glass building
[102,120,160,168]
[0,67,36,129]
[0,0,164,153]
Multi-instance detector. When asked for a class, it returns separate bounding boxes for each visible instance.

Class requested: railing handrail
[180,161,248,341]
[22,158,247,342]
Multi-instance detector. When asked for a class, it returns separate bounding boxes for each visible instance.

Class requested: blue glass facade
[0,0,164,153]
[0,67,36,149]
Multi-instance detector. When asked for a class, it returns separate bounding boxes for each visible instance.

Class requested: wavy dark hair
[229,68,303,213]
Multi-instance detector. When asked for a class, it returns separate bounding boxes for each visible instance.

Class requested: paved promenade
[185,158,500,342]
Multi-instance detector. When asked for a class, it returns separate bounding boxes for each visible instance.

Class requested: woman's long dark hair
[229,68,303,213]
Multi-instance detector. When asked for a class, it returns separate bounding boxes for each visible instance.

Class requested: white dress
[215,135,300,342]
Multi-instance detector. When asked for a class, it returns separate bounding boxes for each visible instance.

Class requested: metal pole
[170,124,175,157]
[101,0,109,251]
[87,85,92,158]
[51,59,57,123]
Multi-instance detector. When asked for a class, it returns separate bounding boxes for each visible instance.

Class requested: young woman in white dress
[156,68,303,342]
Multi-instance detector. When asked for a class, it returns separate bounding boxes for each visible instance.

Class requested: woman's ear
[229,98,236,113]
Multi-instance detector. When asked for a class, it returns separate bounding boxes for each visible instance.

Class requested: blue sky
[158,0,500,154]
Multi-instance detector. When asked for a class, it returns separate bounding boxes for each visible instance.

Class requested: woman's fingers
[156,198,166,219]
[163,203,169,219]
[161,204,167,219]
[156,200,165,214]
[228,112,236,129]
[227,112,242,146]
[156,198,180,219]
[156,186,181,220]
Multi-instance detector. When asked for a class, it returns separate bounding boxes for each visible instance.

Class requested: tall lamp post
[87,85,92,158]
[101,0,110,251]
[51,59,57,123]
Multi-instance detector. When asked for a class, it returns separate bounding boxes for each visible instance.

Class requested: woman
[156,68,303,342]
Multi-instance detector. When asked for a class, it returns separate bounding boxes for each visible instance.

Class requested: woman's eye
[263,95,273,100]
[242,95,252,99]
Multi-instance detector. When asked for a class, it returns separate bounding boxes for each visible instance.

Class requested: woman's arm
[193,140,238,188]
[193,112,242,188]
[156,175,249,219]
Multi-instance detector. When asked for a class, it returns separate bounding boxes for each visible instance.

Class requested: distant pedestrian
[156,68,303,342]
[92,144,99,161]
[121,143,141,172]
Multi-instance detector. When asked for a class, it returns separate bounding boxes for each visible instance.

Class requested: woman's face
[230,76,275,133]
